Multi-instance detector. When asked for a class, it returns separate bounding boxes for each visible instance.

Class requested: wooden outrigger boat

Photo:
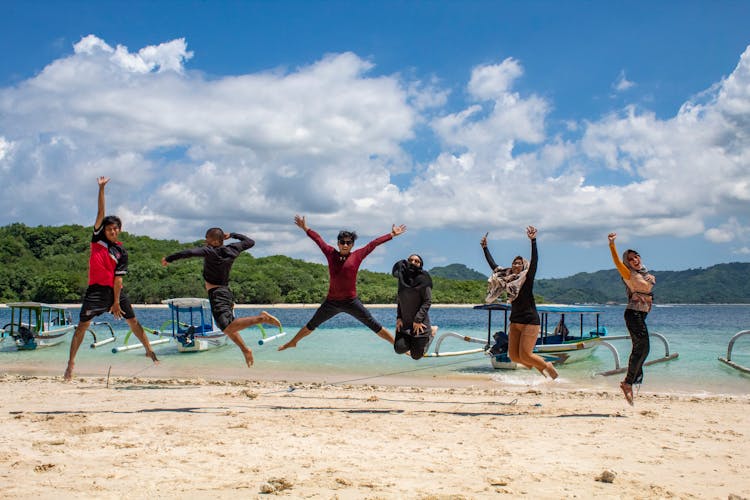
[107,298,226,353]
[718,330,750,374]
[424,303,607,368]
[426,303,678,375]
[162,298,227,352]
[481,303,608,369]
[106,297,286,354]
[0,302,75,350]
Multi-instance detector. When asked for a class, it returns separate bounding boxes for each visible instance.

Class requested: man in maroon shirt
[64,177,158,380]
[278,214,406,351]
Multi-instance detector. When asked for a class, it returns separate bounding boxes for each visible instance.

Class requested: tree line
[0,223,487,304]
[1,223,748,304]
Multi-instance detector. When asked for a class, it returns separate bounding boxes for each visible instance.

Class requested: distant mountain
[428,261,750,304]
[535,262,750,304]
[429,263,487,281]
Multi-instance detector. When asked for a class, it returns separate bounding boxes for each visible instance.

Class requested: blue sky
[1,1,749,278]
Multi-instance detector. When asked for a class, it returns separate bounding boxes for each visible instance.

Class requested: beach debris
[335,477,352,486]
[34,463,56,473]
[260,477,293,494]
[241,389,258,399]
[366,395,379,402]
[728,495,748,500]
[595,470,616,483]
[488,477,509,486]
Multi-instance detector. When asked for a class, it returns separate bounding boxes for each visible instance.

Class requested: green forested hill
[1,223,749,304]
[0,223,485,304]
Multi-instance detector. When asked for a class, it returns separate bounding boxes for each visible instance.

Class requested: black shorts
[306,297,383,333]
[79,284,135,322]
[208,286,235,330]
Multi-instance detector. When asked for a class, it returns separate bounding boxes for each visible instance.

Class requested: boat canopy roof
[162,297,210,309]
[5,302,67,311]
[473,303,602,314]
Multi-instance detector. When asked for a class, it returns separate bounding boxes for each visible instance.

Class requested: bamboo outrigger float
[718,330,750,374]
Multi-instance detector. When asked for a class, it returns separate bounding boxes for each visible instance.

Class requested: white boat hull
[15,326,75,350]
[176,334,228,352]
[490,338,602,369]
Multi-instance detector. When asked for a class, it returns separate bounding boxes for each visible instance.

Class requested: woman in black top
[481,226,557,379]
[392,254,437,360]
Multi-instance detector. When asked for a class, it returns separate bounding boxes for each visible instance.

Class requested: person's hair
[512,255,524,264]
[205,227,225,241]
[337,230,357,242]
[101,215,122,230]
[625,249,640,259]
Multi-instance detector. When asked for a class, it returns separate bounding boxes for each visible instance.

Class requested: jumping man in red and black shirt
[278,214,406,351]
[64,177,159,380]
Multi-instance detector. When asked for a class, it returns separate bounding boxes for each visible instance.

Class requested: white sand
[1,373,748,499]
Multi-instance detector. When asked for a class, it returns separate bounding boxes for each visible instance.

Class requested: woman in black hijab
[392,254,437,360]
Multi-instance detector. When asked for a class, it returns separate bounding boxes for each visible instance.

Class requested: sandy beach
[1,373,748,499]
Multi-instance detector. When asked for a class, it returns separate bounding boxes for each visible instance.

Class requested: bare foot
[243,349,254,367]
[544,362,559,380]
[260,311,282,329]
[620,381,634,406]
[278,341,296,351]
[146,350,159,364]
[63,364,74,381]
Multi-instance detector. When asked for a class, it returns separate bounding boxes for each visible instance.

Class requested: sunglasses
[338,240,354,246]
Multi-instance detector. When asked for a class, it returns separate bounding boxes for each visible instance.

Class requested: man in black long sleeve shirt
[162,228,281,367]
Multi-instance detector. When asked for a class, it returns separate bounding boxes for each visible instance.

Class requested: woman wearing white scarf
[481,226,558,379]
[608,232,656,406]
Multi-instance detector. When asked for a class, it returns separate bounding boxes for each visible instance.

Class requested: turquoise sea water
[1,304,749,395]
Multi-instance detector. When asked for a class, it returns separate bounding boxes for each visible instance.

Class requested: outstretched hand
[97,176,110,188]
[608,232,617,243]
[480,232,488,248]
[526,226,537,240]
[391,224,406,237]
[294,214,309,232]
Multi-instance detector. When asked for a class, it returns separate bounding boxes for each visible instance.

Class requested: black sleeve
[115,247,128,276]
[414,287,432,324]
[528,239,537,280]
[483,246,499,271]
[165,246,210,263]
[228,233,255,253]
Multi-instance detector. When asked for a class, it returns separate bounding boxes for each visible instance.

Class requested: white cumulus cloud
[1,35,749,264]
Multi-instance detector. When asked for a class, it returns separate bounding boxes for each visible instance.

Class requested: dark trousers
[394,329,431,360]
[624,309,650,385]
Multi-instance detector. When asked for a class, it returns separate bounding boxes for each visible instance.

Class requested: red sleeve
[307,229,335,257]
[357,233,393,260]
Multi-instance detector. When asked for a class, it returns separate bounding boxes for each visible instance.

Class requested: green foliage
[0,223,748,304]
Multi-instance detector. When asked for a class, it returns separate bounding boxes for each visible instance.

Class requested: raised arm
[527,226,538,278]
[94,176,110,229]
[480,232,499,271]
[226,232,255,252]
[608,232,630,280]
